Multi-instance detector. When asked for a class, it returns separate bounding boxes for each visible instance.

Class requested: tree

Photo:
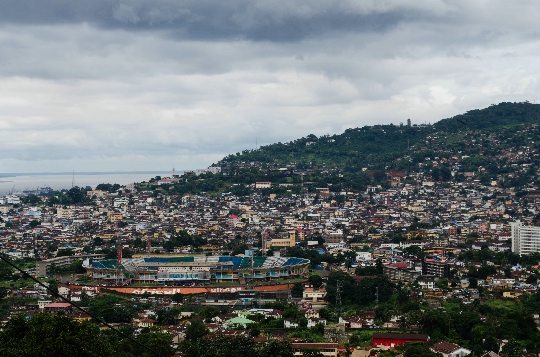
[291,282,304,298]
[403,342,440,357]
[260,339,294,357]
[0,260,14,280]
[172,292,184,303]
[0,313,113,357]
[136,329,175,357]
[28,220,41,228]
[308,275,323,289]
[56,248,74,257]
[47,279,58,295]
[185,320,209,341]
[500,339,523,357]
[199,306,220,320]
[88,295,134,323]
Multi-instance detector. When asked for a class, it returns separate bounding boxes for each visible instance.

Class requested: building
[254,182,272,189]
[430,341,471,357]
[422,260,450,278]
[292,343,338,357]
[303,288,326,303]
[510,221,540,255]
[85,254,310,284]
[383,263,421,282]
[372,333,429,348]
[36,254,105,277]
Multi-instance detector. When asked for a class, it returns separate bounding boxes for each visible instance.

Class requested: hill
[217,101,540,172]
[136,101,540,196]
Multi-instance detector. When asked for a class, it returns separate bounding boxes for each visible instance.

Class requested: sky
[0,1,539,173]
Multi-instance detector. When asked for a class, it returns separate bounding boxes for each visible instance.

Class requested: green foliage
[28,219,41,228]
[308,275,323,289]
[88,294,134,323]
[500,339,523,357]
[0,260,14,280]
[291,282,304,298]
[163,230,206,251]
[403,342,440,357]
[95,183,121,192]
[181,335,264,357]
[56,248,74,257]
[0,313,113,357]
[47,187,91,206]
[198,305,220,320]
[185,319,209,341]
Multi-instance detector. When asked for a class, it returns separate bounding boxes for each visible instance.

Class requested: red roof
[44,302,71,308]
[229,215,239,219]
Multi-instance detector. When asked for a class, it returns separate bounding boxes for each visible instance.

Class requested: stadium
[84,255,310,284]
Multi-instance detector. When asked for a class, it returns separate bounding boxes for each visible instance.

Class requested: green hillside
[218,101,540,172]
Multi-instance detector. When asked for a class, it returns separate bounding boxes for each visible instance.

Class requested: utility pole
[375,286,379,307]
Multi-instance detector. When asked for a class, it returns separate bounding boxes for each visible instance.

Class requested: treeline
[0,313,175,357]
[323,269,540,355]
[219,102,540,173]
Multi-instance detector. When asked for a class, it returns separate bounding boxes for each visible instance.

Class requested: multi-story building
[422,260,450,278]
[510,221,540,255]
[36,254,105,277]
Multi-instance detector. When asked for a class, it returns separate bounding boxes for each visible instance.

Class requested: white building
[510,221,540,255]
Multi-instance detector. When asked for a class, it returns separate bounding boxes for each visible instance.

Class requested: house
[339,316,366,329]
[224,316,256,329]
[303,309,320,319]
[284,319,299,328]
[303,288,326,303]
[418,277,435,289]
[292,343,338,357]
[372,333,429,348]
[430,341,471,357]
[307,318,327,329]
[43,302,72,313]
[138,318,157,328]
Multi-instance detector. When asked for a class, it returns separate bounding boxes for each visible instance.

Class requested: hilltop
[217,101,540,172]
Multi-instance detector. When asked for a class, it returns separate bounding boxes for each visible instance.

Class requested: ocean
[0,171,175,195]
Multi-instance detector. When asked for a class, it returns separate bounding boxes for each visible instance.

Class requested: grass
[484,299,517,311]
[0,276,51,289]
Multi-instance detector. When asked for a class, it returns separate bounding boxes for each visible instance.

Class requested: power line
[0,254,165,357]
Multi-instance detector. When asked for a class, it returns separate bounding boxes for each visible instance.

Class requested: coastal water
[0,171,175,195]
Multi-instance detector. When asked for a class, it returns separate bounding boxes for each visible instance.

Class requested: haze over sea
[0,171,175,195]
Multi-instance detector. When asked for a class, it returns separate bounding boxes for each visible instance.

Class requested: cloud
[0,1,539,172]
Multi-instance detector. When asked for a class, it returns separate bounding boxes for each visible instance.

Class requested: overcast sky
[0,1,539,173]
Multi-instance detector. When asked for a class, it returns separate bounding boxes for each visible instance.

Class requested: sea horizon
[0,171,186,195]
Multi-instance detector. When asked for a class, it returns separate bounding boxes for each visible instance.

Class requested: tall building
[510,221,540,255]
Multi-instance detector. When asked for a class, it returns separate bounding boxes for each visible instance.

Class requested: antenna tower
[72,170,75,188]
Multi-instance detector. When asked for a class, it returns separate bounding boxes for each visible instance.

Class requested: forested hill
[217,102,540,172]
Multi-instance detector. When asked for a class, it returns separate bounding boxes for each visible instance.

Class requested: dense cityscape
[3,108,540,356]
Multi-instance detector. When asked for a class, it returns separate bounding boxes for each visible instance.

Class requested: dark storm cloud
[0,0,425,41]
[0,1,539,172]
